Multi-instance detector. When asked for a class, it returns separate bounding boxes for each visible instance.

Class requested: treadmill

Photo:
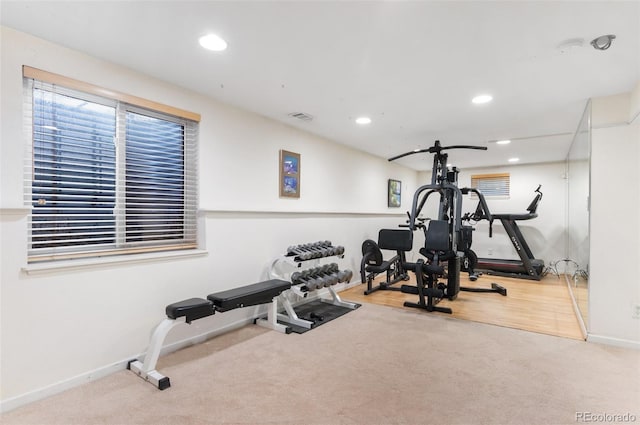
[474,185,545,281]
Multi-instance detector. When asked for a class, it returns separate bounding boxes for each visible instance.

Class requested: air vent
[288,112,313,122]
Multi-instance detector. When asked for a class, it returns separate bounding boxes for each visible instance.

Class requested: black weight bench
[128,279,291,390]
[207,279,291,312]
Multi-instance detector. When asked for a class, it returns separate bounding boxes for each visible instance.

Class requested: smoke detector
[590,34,616,51]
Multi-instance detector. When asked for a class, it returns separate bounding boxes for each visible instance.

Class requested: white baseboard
[0,316,254,414]
[0,360,126,413]
[587,334,640,350]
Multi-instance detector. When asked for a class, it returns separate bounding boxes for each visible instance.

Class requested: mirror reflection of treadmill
[476,186,545,281]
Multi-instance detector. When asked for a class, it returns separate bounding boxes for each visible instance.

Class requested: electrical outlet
[488,248,493,256]
[633,304,640,320]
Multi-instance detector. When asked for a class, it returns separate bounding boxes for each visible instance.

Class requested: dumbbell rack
[268,241,357,330]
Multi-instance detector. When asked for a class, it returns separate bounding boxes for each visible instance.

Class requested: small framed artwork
[279,149,300,198]
[388,179,401,207]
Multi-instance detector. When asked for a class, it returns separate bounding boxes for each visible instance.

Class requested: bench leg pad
[128,360,171,390]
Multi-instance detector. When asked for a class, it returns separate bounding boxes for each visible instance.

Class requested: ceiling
[2,1,639,170]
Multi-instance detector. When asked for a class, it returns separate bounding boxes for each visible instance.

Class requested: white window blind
[470,173,510,198]
[24,76,199,262]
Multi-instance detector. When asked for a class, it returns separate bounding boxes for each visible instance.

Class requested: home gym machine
[360,231,409,295]
[462,185,545,280]
[382,140,506,314]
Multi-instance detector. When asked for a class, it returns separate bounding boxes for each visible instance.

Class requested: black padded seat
[419,248,456,261]
[366,258,398,274]
[424,263,445,275]
[425,220,449,251]
[419,220,451,276]
[165,298,215,323]
[378,229,413,252]
[207,279,291,312]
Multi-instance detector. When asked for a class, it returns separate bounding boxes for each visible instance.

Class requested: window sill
[22,249,208,275]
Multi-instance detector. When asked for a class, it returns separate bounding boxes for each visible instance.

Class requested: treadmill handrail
[492,212,538,221]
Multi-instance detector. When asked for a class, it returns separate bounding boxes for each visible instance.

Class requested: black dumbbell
[323,246,344,257]
[286,245,307,260]
[287,245,319,261]
[335,269,353,283]
[305,241,336,257]
[311,264,340,287]
[303,243,326,258]
[321,245,342,257]
[308,242,331,258]
[344,269,354,282]
[305,266,338,288]
[291,271,324,291]
[306,266,323,277]
[309,312,324,321]
[315,270,338,287]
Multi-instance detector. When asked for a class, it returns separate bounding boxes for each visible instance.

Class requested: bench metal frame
[128,281,291,390]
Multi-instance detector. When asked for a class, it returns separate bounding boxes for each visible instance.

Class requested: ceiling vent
[288,112,313,122]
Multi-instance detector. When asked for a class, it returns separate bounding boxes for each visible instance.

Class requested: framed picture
[279,150,300,198]
[388,179,401,207]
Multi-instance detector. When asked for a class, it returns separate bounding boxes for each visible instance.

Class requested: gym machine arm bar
[460,187,495,236]
[387,142,488,162]
[408,182,463,233]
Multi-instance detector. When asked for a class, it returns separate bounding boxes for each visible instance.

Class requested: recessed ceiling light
[472,94,493,104]
[508,157,520,163]
[199,33,228,51]
[355,117,372,125]
[496,140,511,145]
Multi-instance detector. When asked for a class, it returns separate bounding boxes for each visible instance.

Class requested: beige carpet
[2,303,638,425]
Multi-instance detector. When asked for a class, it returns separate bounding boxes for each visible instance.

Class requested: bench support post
[128,317,186,390]
[128,279,292,389]
[277,296,315,329]
[255,296,291,333]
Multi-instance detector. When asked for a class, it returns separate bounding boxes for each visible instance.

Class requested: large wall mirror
[566,100,591,334]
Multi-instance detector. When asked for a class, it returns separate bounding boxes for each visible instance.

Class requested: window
[24,67,199,263]
[470,173,510,198]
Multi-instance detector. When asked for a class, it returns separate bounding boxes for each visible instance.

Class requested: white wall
[0,27,419,408]
[589,85,640,347]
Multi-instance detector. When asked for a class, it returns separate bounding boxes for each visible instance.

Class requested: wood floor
[340,271,585,340]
